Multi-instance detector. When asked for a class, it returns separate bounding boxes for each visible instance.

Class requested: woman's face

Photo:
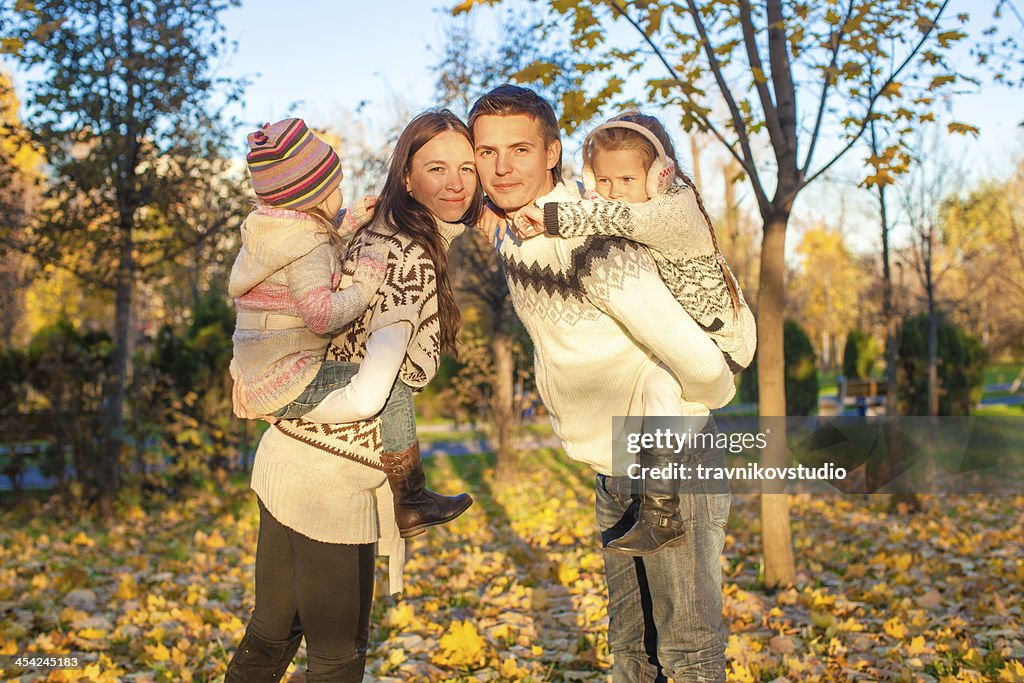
[406,130,477,223]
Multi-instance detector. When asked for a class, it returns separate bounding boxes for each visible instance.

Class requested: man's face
[473,113,561,213]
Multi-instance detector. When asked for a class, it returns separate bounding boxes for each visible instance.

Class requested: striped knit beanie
[246,118,342,211]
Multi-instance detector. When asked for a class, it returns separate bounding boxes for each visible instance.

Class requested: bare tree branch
[681,0,771,212]
[802,0,856,176]
[800,0,951,190]
[765,0,799,185]
[737,0,784,152]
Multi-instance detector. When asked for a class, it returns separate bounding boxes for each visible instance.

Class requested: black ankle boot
[380,441,473,538]
[605,447,686,556]
[224,628,302,682]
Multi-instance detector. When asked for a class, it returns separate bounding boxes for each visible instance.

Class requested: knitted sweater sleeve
[302,322,413,423]
[542,186,708,259]
[285,243,370,335]
[589,247,736,410]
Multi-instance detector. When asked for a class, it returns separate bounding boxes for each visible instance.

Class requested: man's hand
[476,200,508,242]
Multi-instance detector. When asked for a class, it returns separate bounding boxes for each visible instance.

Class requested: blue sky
[219,1,462,135]
[215,1,1023,221]
[5,0,1023,253]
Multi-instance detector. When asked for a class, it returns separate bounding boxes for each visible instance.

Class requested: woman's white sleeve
[302,322,413,424]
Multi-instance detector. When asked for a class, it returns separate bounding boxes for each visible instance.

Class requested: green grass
[974,403,1024,416]
[418,429,485,445]
[983,362,1024,386]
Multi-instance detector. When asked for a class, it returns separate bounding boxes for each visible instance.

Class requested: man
[468,84,735,682]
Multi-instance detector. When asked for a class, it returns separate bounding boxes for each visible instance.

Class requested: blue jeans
[596,443,731,682]
[271,360,417,453]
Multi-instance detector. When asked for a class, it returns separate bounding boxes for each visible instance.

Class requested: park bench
[838,376,887,415]
[819,377,888,416]
[0,411,75,494]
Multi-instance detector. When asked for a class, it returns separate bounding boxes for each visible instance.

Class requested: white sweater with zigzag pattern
[499,183,736,475]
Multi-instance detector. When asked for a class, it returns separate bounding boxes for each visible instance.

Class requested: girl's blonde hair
[585,111,742,317]
[251,197,348,257]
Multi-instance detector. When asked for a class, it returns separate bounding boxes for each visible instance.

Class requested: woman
[225,109,482,682]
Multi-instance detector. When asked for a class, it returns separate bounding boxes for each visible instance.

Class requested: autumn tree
[453,0,1021,587]
[0,70,43,348]
[939,160,1024,361]
[789,224,869,373]
[1,0,244,516]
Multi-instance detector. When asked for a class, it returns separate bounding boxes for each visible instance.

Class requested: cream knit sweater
[500,183,736,475]
[250,218,464,594]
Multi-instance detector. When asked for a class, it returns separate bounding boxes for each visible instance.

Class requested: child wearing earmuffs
[516,111,757,555]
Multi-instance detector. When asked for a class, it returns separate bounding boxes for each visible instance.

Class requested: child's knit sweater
[542,185,757,373]
[228,205,372,418]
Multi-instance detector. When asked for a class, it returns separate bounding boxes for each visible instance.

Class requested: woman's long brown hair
[371,109,483,356]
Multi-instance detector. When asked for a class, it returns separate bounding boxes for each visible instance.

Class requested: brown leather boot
[605,447,687,556]
[380,441,473,538]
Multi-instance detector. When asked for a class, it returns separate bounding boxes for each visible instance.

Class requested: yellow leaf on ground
[729,662,756,683]
[884,617,907,640]
[998,659,1024,682]
[146,642,170,662]
[76,627,106,640]
[434,620,488,668]
[205,530,226,549]
[962,647,985,669]
[71,532,94,547]
[500,656,528,678]
[115,574,138,600]
[557,562,580,584]
[906,635,932,656]
[386,602,415,630]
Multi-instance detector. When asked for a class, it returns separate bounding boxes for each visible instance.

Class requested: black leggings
[248,500,375,674]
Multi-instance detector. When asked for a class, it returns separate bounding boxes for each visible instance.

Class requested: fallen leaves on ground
[0,448,1021,682]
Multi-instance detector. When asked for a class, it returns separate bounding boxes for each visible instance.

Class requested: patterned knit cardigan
[250,218,464,595]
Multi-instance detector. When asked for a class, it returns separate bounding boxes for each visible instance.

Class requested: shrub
[739,320,819,416]
[843,329,880,379]
[898,313,987,415]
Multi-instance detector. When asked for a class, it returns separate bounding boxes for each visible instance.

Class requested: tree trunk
[875,173,919,509]
[97,223,132,518]
[757,213,795,589]
[925,226,939,417]
[491,326,518,484]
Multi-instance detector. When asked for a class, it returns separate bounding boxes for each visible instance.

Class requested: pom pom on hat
[246,118,342,211]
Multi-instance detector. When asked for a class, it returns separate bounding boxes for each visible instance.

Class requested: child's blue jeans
[270,360,417,453]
